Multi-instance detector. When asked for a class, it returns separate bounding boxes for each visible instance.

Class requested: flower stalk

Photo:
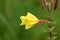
[47,0,58,40]
[48,5,52,40]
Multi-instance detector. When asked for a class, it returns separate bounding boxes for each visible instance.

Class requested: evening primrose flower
[20,12,39,29]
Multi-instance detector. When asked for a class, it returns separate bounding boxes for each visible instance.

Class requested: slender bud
[54,0,58,10]
[44,0,48,6]
[44,0,49,11]
[40,0,44,10]
[50,0,53,7]
[44,0,48,3]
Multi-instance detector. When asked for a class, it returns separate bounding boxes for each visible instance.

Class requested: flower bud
[44,0,50,11]
[40,0,44,10]
[50,0,53,7]
[54,0,58,10]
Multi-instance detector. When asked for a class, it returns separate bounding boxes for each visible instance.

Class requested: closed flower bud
[54,0,58,10]
[50,0,53,7]
[40,0,44,10]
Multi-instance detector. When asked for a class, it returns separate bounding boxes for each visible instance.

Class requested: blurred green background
[0,0,60,40]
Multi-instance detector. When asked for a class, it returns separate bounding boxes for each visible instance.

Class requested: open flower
[20,12,39,29]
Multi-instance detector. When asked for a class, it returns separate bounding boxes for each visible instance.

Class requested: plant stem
[48,12,52,40]
[48,4,52,40]
[48,16,52,40]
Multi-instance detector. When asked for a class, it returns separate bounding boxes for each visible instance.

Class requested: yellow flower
[20,12,39,29]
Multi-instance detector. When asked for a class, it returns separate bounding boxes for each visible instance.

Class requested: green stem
[48,3,53,40]
[48,10,52,40]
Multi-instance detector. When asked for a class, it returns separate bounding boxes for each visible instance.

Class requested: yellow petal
[20,16,26,25]
[25,23,33,29]
[30,22,38,25]
[20,23,24,25]
[26,12,39,21]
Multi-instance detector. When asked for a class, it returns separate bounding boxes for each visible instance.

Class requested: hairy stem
[48,4,52,40]
[48,13,52,40]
